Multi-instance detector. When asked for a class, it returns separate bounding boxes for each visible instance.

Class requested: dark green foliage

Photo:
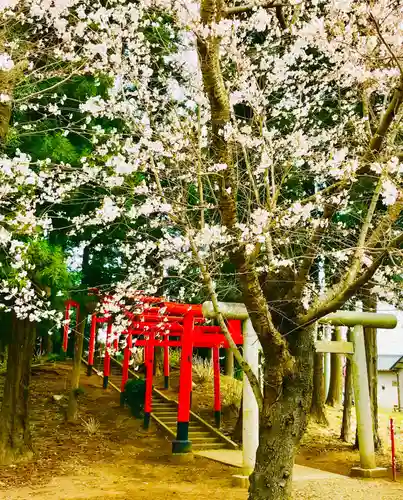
[121,378,146,418]
[47,352,67,363]
[73,386,85,398]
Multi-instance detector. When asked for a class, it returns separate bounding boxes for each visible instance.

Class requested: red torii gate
[63,297,242,453]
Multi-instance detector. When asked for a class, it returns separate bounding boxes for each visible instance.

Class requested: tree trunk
[232,396,243,442]
[310,351,328,425]
[67,309,86,421]
[154,346,163,376]
[0,337,5,364]
[249,327,314,500]
[340,356,353,442]
[0,315,36,464]
[225,348,234,376]
[363,295,381,450]
[326,327,343,406]
[43,332,53,355]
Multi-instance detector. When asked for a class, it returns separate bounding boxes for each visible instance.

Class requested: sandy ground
[1,363,403,499]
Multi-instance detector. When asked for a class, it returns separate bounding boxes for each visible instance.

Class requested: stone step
[191,442,228,449]
[189,436,221,442]
[188,432,214,437]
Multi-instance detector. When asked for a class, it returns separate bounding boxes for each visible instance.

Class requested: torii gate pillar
[202,302,260,474]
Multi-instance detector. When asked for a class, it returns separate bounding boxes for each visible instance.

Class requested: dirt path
[1,363,403,500]
[2,455,403,500]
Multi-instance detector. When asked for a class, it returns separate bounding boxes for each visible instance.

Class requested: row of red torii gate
[63,295,243,454]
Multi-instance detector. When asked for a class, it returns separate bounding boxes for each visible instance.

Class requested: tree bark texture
[153,346,163,376]
[249,327,314,500]
[340,356,353,442]
[310,351,328,425]
[232,395,242,442]
[0,315,36,464]
[43,332,53,355]
[67,309,87,421]
[326,327,343,406]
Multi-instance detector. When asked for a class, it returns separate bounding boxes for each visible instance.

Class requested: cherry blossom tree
[0,0,403,497]
[66,1,403,497]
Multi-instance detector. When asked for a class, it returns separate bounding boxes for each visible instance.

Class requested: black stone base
[120,392,125,407]
[214,410,221,429]
[143,412,151,430]
[87,364,93,377]
[172,439,192,454]
[164,375,169,389]
[103,375,109,389]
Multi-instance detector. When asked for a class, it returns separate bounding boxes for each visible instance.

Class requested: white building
[377,303,403,411]
[377,355,401,410]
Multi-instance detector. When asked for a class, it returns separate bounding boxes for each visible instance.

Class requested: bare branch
[285,204,337,302]
[370,12,403,77]
[299,179,382,324]
[366,194,403,249]
[365,79,403,158]
[150,157,265,410]
[188,235,264,411]
[275,5,287,30]
[224,1,285,17]
[300,228,403,327]
[197,107,205,229]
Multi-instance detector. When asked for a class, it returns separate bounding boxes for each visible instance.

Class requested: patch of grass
[193,356,213,383]
[81,417,101,436]
[221,377,242,409]
[73,387,85,398]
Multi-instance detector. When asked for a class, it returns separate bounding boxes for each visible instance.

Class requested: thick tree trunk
[0,337,6,364]
[310,351,328,425]
[43,332,53,355]
[249,327,314,500]
[0,315,36,464]
[326,327,343,406]
[225,348,234,376]
[67,309,86,421]
[340,356,353,442]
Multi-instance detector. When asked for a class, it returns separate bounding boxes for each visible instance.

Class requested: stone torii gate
[202,302,397,479]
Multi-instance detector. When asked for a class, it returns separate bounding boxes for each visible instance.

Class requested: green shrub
[47,352,67,362]
[169,349,181,368]
[115,351,124,362]
[121,378,146,418]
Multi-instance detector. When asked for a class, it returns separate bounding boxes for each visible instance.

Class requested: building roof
[391,356,403,371]
[378,354,402,371]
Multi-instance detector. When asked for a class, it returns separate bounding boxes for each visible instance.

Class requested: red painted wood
[177,312,194,423]
[104,322,112,377]
[158,302,203,316]
[391,418,397,481]
[212,346,221,412]
[164,342,170,379]
[63,302,70,352]
[95,316,110,324]
[144,332,155,413]
[227,319,242,336]
[88,314,97,366]
[129,321,183,332]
